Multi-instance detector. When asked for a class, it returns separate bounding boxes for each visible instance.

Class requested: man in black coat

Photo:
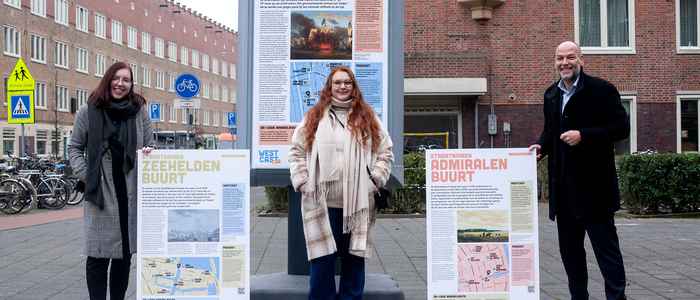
[529,41,629,300]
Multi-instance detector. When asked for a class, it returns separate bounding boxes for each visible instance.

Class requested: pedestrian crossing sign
[8,94,34,124]
[6,58,35,124]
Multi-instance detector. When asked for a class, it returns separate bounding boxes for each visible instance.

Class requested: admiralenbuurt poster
[426,148,540,300]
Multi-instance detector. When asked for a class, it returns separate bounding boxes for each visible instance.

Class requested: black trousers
[86,255,132,300]
[556,214,627,300]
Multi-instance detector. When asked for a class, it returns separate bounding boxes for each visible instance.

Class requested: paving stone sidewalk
[1,190,699,299]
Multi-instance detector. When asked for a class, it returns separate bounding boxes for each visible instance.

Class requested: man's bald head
[556,41,581,56]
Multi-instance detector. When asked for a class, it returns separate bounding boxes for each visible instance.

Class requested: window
[30,34,47,63]
[95,53,105,76]
[142,32,151,54]
[31,0,46,17]
[202,54,210,72]
[76,6,89,32]
[221,62,228,78]
[155,38,164,58]
[230,89,236,103]
[222,87,228,103]
[678,0,700,53]
[155,70,164,90]
[575,0,635,54]
[678,95,700,152]
[4,0,21,9]
[181,109,187,125]
[212,58,219,75]
[76,47,88,73]
[213,84,220,100]
[614,96,637,154]
[169,104,177,123]
[180,46,188,65]
[168,42,177,62]
[213,111,219,127]
[35,82,47,109]
[3,26,21,57]
[3,128,16,156]
[56,85,69,112]
[127,26,137,49]
[404,108,461,150]
[204,110,210,126]
[230,64,236,79]
[36,130,47,155]
[54,41,69,68]
[191,49,200,68]
[54,0,68,26]
[141,65,150,87]
[95,14,106,38]
[202,82,210,99]
[77,89,88,108]
[168,73,175,92]
[129,63,138,85]
[111,20,123,44]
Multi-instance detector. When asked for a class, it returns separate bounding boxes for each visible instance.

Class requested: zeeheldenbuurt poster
[137,150,250,300]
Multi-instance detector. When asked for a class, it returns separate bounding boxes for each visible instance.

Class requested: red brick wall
[405,0,700,151]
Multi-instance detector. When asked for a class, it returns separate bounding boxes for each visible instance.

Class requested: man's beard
[561,66,580,82]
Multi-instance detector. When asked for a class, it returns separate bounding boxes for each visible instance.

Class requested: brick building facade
[403,0,700,154]
[1,0,237,158]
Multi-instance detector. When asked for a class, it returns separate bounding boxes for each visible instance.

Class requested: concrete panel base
[251,272,405,300]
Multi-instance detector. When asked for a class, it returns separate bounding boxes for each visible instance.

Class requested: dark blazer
[537,72,629,221]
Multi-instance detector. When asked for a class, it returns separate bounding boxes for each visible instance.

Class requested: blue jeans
[309,208,365,300]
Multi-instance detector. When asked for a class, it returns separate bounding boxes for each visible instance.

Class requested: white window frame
[127,26,137,49]
[141,65,150,87]
[35,81,47,109]
[620,95,637,153]
[56,85,69,112]
[202,54,210,72]
[574,0,636,55]
[30,34,47,63]
[230,89,236,103]
[3,25,21,57]
[677,94,700,152]
[4,0,21,9]
[212,58,219,75]
[169,104,177,123]
[155,38,164,58]
[54,0,69,26]
[677,0,700,53]
[76,47,89,74]
[54,40,69,69]
[222,62,228,78]
[181,108,187,125]
[191,49,200,68]
[180,46,188,65]
[142,32,151,54]
[202,81,210,99]
[111,20,123,45]
[129,63,138,85]
[31,0,46,17]
[76,6,89,33]
[95,13,106,39]
[76,89,88,109]
[168,42,177,62]
[95,52,105,77]
[168,72,175,92]
[155,70,164,90]
[203,110,210,126]
[231,63,236,79]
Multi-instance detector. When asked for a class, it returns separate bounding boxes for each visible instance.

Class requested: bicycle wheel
[16,177,37,213]
[0,179,28,214]
[37,178,68,209]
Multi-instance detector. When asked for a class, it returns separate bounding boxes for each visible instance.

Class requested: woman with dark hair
[68,62,153,300]
[289,66,394,299]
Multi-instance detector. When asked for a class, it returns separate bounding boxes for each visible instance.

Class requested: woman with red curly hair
[289,66,394,299]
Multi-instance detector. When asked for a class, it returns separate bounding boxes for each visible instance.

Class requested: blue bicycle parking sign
[174,73,200,99]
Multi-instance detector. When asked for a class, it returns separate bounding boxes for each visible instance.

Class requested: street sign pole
[20,124,24,156]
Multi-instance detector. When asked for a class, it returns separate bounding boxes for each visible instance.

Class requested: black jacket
[537,72,630,221]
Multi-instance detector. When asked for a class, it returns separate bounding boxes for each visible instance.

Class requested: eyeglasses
[332,80,353,87]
